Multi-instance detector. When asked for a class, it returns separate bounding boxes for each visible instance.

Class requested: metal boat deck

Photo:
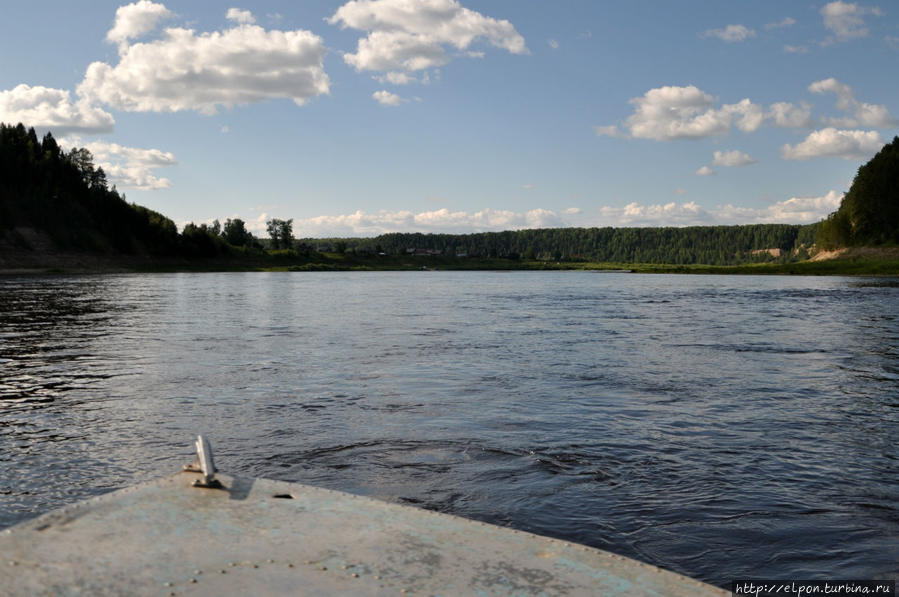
[0,438,728,596]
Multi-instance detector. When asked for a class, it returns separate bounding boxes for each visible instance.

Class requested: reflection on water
[1,272,897,586]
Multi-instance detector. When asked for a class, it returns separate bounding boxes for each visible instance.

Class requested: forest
[0,123,288,260]
[1,123,896,269]
[305,224,819,265]
[815,136,899,249]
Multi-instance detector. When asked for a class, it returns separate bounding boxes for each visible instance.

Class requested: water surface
[1,272,897,586]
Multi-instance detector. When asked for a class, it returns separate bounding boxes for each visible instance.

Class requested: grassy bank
[3,247,897,276]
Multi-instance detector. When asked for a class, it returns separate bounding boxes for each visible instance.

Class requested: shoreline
[1,246,897,277]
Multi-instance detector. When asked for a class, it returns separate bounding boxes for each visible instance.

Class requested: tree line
[0,122,181,255]
[3,122,894,265]
[0,123,303,259]
[304,223,819,265]
[816,136,898,249]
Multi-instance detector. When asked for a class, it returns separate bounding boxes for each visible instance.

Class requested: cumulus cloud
[695,166,716,176]
[596,194,842,227]
[784,44,809,54]
[292,207,572,236]
[809,77,897,128]
[0,84,114,135]
[767,101,813,128]
[226,8,255,25]
[715,191,843,224]
[60,137,176,190]
[106,0,173,46]
[702,24,756,42]
[821,1,883,41]
[328,0,527,75]
[548,39,559,49]
[600,201,713,226]
[781,128,883,160]
[373,89,405,105]
[712,149,758,167]
[80,8,329,114]
[601,85,764,141]
[375,71,416,85]
[765,17,797,30]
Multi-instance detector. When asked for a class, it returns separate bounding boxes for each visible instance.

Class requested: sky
[1,0,897,238]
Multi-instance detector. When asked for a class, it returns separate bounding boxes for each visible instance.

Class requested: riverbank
[2,247,897,276]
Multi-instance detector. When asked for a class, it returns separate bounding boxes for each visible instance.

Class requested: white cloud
[328,0,527,74]
[600,201,713,226]
[887,36,899,50]
[809,77,897,128]
[702,24,756,42]
[593,125,624,138]
[106,0,173,46]
[712,149,758,167]
[292,207,571,236]
[821,1,883,41]
[767,101,813,128]
[548,39,559,49]
[0,84,114,135]
[80,10,329,114]
[290,193,846,235]
[695,166,716,176]
[375,71,416,85]
[607,85,764,141]
[675,188,688,196]
[597,193,843,227]
[226,8,256,25]
[783,44,809,54]
[373,89,405,106]
[60,137,177,190]
[781,128,883,160]
[765,17,797,30]
[715,191,843,224]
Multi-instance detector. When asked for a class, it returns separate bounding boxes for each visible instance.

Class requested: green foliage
[266,218,294,249]
[181,221,230,257]
[304,224,818,266]
[0,122,180,255]
[222,218,254,247]
[816,136,899,248]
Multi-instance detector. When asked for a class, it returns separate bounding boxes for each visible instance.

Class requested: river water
[1,271,897,586]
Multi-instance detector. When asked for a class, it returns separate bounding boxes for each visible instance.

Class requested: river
[1,271,897,586]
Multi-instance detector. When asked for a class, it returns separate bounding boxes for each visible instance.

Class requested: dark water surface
[1,272,897,586]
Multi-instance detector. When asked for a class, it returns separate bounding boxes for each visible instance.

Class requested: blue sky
[1,1,897,237]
